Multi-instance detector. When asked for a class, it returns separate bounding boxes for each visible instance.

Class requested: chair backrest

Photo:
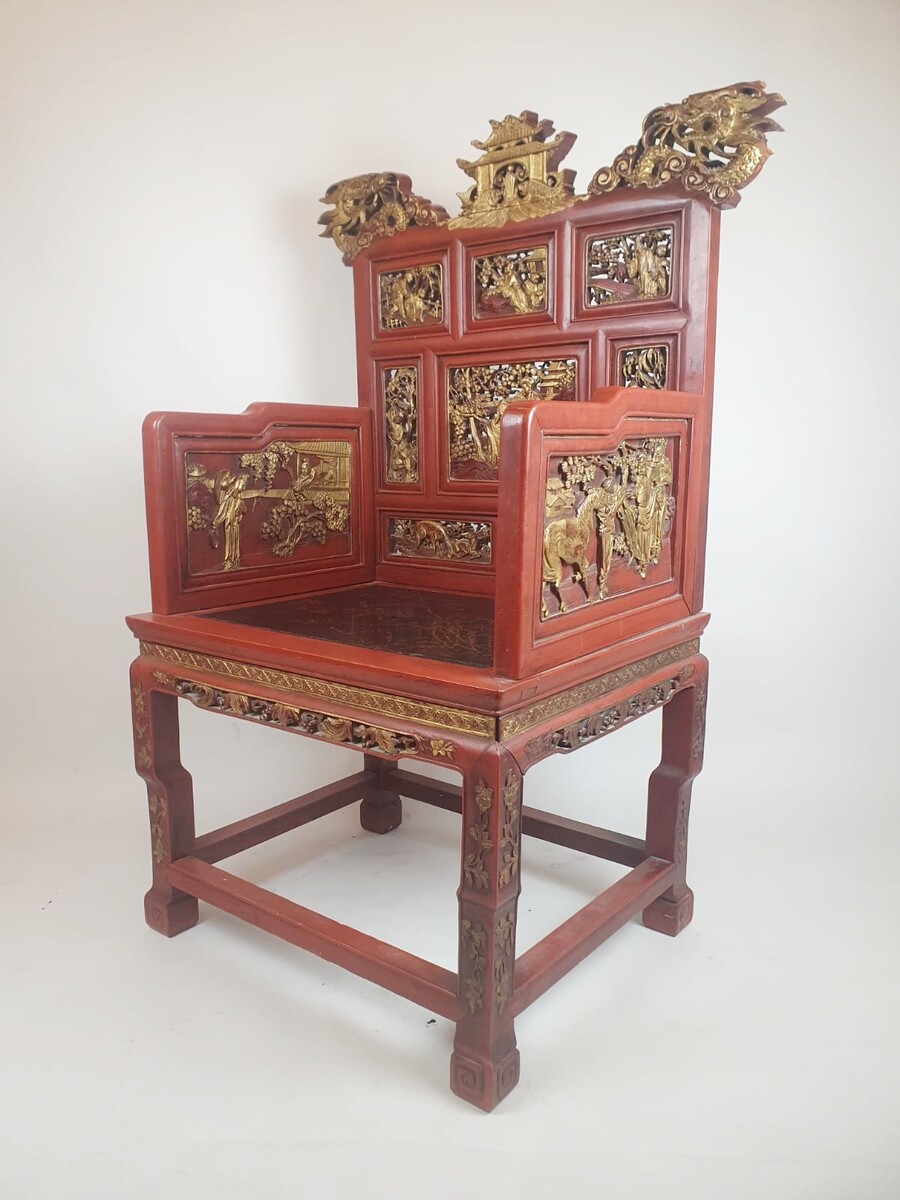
[319,84,783,608]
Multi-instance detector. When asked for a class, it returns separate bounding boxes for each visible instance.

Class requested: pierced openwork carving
[173,679,426,759]
[542,438,675,620]
[474,246,548,317]
[140,642,495,737]
[621,345,669,389]
[448,358,576,481]
[524,676,684,765]
[589,81,785,208]
[451,111,576,230]
[318,173,448,264]
[586,227,672,306]
[378,264,443,330]
[461,919,487,1013]
[184,441,351,574]
[383,366,418,484]
[388,518,491,564]
[463,778,494,891]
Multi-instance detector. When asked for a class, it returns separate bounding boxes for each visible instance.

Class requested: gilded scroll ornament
[379,264,443,330]
[500,639,699,737]
[383,366,418,484]
[388,518,492,564]
[318,173,448,264]
[139,642,495,737]
[542,438,675,620]
[148,795,167,864]
[463,779,494,891]
[461,919,487,1013]
[474,246,547,317]
[451,111,577,230]
[524,676,684,765]
[184,441,351,573]
[621,345,668,389]
[586,227,672,306]
[494,912,516,1015]
[498,773,521,889]
[589,81,785,208]
[449,358,576,480]
[173,679,423,759]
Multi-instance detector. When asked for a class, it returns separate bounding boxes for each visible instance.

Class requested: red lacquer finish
[126,113,775,1106]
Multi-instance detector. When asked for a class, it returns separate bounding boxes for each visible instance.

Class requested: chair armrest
[494,387,709,678]
[143,403,374,614]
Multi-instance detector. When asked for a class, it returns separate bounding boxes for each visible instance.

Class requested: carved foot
[144,888,199,937]
[360,795,402,834]
[642,888,694,937]
[450,1048,520,1112]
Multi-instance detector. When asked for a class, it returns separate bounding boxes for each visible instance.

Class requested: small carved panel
[183,440,352,576]
[383,366,418,484]
[388,517,491,564]
[448,358,577,481]
[474,246,548,318]
[541,438,675,620]
[586,226,673,306]
[378,264,443,330]
[620,344,669,388]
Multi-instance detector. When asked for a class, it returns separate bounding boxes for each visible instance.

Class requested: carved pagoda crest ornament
[450,111,577,230]
[318,172,448,263]
[589,81,785,208]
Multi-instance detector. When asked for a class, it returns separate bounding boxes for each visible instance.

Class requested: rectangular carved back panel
[351,189,719,595]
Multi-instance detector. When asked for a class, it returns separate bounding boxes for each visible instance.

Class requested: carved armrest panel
[494,388,707,677]
[143,404,374,614]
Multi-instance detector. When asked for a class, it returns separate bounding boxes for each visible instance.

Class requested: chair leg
[359,754,402,834]
[450,746,523,1111]
[642,657,708,936]
[130,659,199,937]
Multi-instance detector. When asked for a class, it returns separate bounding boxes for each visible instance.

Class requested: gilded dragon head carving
[590,81,785,207]
[318,172,448,264]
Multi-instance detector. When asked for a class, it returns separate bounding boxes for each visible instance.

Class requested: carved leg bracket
[451,746,523,1111]
[642,657,708,936]
[130,658,199,937]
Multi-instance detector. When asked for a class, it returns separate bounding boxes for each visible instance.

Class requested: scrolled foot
[144,889,199,937]
[450,1048,520,1112]
[642,888,694,937]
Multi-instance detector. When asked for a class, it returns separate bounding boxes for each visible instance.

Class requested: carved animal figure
[412,519,455,558]
[542,488,619,618]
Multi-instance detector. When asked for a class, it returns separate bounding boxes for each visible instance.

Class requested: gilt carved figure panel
[541,438,676,620]
[183,440,352,575]
[448,358,577,481]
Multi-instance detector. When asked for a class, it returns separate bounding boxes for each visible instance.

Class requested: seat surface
[206,583,494,669]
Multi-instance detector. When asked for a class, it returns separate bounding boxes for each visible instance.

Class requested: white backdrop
[3,2,899,1197]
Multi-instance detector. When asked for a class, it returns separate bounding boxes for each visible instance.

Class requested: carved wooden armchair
[128,83,783,1110]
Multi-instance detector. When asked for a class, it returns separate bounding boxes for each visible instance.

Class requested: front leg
[642,657,708,935]
[450,745,523,1111]
[130,657,198,936]
[359,753,402,834]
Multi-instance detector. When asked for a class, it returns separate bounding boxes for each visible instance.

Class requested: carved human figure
[628,233,669,298]
[210,470,249,570]
[386,402,415,481]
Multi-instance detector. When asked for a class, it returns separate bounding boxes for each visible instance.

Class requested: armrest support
[494,387,709,678]
[143,403,374,614]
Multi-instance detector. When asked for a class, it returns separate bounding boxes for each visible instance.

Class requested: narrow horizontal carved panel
[378,263,443,329]
[620,344,669,388]
[585,226,673,306]
[184,440,351,576]
[474,246,548,318]
[388,517,492,563]
[542,437,676,620]
[383,365,419,484]
[448,358,577,481]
